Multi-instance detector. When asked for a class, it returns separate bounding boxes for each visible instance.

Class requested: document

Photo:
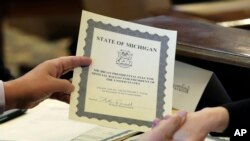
[71,126,141,141]
[0,99,98,141]
[173,61,213,112]
[71,126,229,141]
[173,61,231,112]
[69,10,177,131]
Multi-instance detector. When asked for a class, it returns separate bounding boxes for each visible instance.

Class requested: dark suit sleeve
[0,64,14,81]
[222,99,250,136]
[210,98,250,137]
[0,2,14,81]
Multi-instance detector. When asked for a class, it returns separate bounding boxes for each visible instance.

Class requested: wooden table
[135,15,250,101]
[136,15,250,68]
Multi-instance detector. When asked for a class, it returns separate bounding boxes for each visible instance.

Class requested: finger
[163,114,171,120]
[56,56,92,74]
[157,112,187,139]
[151,115,171,129]
[152,113,183,129]
[152,118,161,128]
[50,92,70,103]
[51,79,75,94]
[176,110,188,123]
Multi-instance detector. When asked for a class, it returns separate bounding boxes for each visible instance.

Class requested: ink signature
[89,97,133,109]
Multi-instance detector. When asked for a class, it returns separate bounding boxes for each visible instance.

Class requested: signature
[89,97,133,109]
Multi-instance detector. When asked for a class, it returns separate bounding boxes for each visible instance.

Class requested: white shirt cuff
[0,80,5,114]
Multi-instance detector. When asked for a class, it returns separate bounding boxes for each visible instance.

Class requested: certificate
[69,10,177,131]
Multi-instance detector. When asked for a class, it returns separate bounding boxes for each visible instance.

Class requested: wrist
[3,79,25,110]
[4,80,17,110]
[200,107,229,133]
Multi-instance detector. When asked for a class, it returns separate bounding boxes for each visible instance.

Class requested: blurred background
[1,0,250,101]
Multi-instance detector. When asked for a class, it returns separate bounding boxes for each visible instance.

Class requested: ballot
[69,10,177,131]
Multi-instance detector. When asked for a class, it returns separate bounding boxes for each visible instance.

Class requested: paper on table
[71,126,141,141]
[0,99,97,141]
[71,126,229,141]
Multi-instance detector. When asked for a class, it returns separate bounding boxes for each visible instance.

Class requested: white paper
[0,99,97,141]
[173,61,213,112]
[71,126,140,141]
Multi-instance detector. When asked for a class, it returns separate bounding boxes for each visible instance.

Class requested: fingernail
[177,110,187,118]
[163,114,171,119]
[152,118,161,128]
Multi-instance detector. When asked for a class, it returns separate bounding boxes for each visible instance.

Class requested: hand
[3,56,91,110]
[139,111,187,141]
[173,107,229,141]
